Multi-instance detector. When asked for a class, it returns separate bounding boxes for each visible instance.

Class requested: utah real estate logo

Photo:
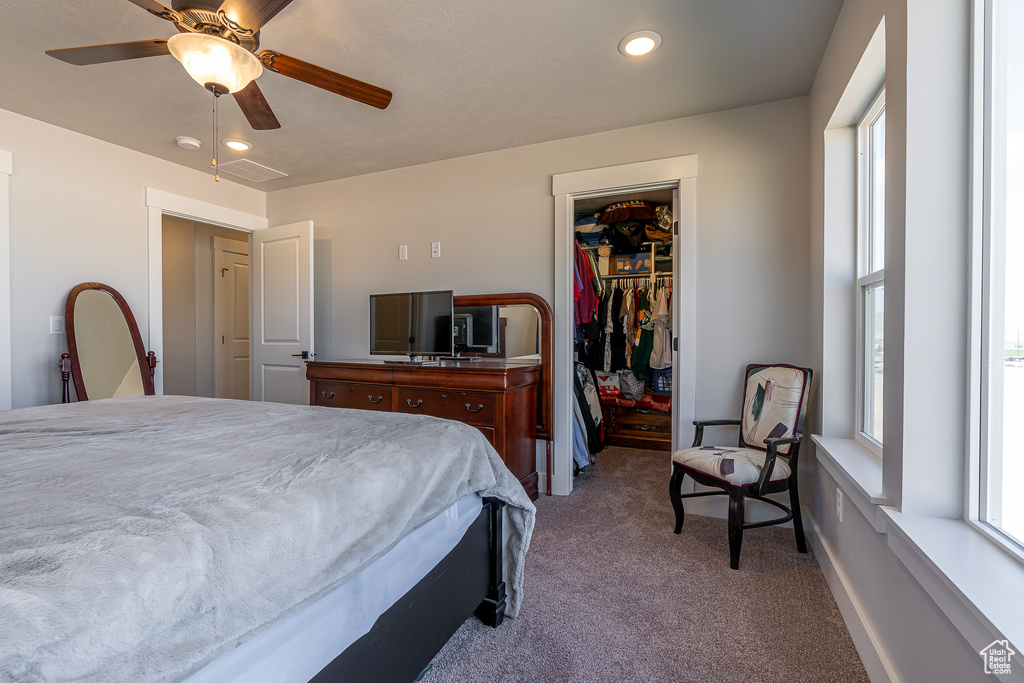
[980,639,1015,676]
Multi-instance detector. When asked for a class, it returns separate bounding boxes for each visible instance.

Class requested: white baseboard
[804,506,900,683]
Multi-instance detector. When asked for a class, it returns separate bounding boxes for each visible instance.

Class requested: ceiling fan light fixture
[618,30,662,57]
[222,138,252,151]
[167,33,262,94]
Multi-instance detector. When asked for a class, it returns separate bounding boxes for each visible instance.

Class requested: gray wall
[161,216,249,397]
[162,215,198,396]
[807,0,983,681]
[0,107,264,408]
[267,97,812,424]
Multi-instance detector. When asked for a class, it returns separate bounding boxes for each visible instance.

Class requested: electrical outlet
[431,241,441,258]
[836,488,844,523]
[399,244,408,261]
[50,316,65,335]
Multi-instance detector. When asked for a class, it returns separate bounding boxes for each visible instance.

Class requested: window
[980,0,1024,550]
[857,89,885,454]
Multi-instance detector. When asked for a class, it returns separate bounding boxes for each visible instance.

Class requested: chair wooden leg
[789,479,808,554]
[669,465,686,534]
[728,489,745,570]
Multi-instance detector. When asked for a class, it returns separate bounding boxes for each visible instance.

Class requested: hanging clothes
[631,287,656,380]
[574,363,604,455]
[619,286,636,368]
[650,284,673,370]
[571,399,592,470]
[609,287,627,372]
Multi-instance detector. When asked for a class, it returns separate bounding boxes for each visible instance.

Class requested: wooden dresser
[305,359,541,500]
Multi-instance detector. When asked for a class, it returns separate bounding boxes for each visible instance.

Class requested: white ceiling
[0,0,842,190]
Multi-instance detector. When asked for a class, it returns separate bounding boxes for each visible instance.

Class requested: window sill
[812,435,887,531]
[810,435,1023,663]
[882,509,1024,661]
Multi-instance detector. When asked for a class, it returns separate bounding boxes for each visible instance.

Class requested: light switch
[431,241,441,258]
[50,316,65,335]
[399,244,408,261]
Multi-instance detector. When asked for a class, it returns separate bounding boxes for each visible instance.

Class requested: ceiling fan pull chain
[212,90,220,182]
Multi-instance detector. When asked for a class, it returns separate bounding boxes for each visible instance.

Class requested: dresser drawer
[314,382,391,411]
[473,426,495,446]
[395,388,496,425]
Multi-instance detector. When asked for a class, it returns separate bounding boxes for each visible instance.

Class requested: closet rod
[601,273,672,281]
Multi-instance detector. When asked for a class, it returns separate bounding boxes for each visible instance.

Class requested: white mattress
[184,493,484,683]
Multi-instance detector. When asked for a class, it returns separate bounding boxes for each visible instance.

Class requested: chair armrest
[693,419,741,427]
[691,419,741,448]
[754,433,803,495]
[762,432,802,447]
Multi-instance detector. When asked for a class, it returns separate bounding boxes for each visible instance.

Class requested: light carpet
[422,446,869,683]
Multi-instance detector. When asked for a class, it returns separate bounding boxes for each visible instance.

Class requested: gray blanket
[0,396,535,682]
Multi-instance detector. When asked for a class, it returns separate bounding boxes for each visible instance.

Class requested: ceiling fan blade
[233,81,281,130]
[218,0,295,32]
[258,51,392,110]
[46,40,170,66]
[126,0,180,21]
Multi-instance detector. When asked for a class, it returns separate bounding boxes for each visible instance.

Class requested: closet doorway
[552,156,697,496]
[161,216,252,400]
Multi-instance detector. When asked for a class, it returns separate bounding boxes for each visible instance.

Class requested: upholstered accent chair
[669,364,813,569]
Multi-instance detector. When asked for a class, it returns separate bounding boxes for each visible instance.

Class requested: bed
[0,395,535,682]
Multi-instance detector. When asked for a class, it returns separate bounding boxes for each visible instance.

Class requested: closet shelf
[578,242,672,251]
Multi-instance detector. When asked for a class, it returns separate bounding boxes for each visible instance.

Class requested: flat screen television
[369,290,454,361]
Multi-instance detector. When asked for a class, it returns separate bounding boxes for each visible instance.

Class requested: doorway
[161,215,251,399]
[551,155,698,496]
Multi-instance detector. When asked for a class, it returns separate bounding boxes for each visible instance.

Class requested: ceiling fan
[45,0,393,132]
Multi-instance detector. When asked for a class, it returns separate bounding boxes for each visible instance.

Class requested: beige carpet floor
[421,446,869,683]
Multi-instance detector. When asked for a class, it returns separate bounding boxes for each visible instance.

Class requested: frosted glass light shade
[167,33,262,94]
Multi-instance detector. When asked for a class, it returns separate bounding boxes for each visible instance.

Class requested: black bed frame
[310,497,507,683]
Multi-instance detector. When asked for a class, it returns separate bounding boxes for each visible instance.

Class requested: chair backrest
[738,364,812,455]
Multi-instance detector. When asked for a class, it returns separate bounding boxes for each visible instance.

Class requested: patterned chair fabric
[671,445,791,487]
[739,364,811,455]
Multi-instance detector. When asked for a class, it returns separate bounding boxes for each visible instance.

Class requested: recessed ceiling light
[618,30,662,57]
[222,138,252,152]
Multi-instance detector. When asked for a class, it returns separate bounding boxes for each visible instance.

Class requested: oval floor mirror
[60,282,157,402]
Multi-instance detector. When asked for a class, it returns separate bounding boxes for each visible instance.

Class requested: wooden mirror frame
[64,282,156,401]
[453,292,552,442]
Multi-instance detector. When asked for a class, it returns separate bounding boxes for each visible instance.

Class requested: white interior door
[214,238,250,400]
[252,220,314,404]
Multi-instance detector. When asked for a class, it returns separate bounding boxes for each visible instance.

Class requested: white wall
[0,107,264,407]
[267,97,812,426]
[807,1,986,681]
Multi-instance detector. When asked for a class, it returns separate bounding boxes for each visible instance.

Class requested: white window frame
[855,88,886,458]
[970,0,1024,561]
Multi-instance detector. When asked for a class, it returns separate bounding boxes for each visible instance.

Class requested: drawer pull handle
[465,403,484,413]
[407,399,423,408]
[368,395,384,404]
[636,408,652,414]
[637,424,653,431]
[321,391,336,399]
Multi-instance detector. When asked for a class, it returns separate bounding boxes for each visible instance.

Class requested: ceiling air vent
[217,159,288,183]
